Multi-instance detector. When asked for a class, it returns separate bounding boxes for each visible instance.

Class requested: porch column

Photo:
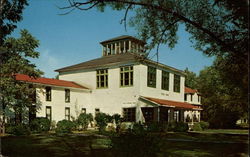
[123,41,126,53]
[119,42,121,54]
[111,44,114,54]
[180,110,185,122]
[198,111,201,122]
[169,108,174,122]
[136,43,139,53]
[102,46,105,56]
[153,107,159,122]
[115,43,117,54]
[129,41,131,52]
[157,107,160,122]
[191,111,194,125]
[106,45,109,55]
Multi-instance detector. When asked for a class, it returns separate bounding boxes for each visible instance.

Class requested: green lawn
[1,131,248,157]
[197,129,249,134]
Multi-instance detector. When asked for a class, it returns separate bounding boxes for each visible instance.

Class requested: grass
[1,130,249,157]
[198,129,249,134]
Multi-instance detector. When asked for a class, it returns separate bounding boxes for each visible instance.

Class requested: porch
[138,96,202,124]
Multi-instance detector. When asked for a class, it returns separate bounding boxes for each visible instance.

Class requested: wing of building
[13,35,202,124]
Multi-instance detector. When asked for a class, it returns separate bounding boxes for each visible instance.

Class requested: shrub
[167,121,177,132]
[77,113,93,130]
[112,114,122,125]
[120,122,131,132]
[173,121,189,132]
[95,112,113,132]
[199,121,209,130]
[147,122,168,133]
[112,114,122,132]
[6,124,30,136]
[193,123,202,131]
[185,115,192,122]
[167,121,188,132]
[55,120,74,134]
[30,117,50,133]
[132,122,145,134]
[111,126,162,157]
[51,120,56,130]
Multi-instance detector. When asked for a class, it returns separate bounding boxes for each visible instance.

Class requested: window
[173,110,179,122]
[191,94,193,101]
[45,87,51,101]
[65,89,70,103]
[173,74,180,92]
[65,107,70,120]
[161,71,169,90]
[184,94,187,101]
[46,106,52,121]
[120,66,133,87]
[198,95,200,102]
[95,108,100,116]
[123,108,136,122]
[81,108,86,113]
[147,66,156,88]
[142,108,154,123]
[96,69,108,88]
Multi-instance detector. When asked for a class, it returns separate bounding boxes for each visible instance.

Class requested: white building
[15,35,202,124]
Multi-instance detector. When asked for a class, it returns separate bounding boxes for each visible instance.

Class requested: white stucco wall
[138,64,185,102]
[59,64,141,116]
[56,63,186,121]
[35,86,91,122]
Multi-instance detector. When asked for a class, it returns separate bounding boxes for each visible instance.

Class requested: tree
[196,62,244,128]
[0,30,43,133]
[0,0,28,45]
[77,113,93,130]
[95,112,112,132]
[184,68,197,89]
[62,0,248,127]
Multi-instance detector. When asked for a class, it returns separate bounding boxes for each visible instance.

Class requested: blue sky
[13,0,214,78]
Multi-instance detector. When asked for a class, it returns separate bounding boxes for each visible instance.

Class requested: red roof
[185,87,198,94]
[142,96,201,110]
[15,74,88,89]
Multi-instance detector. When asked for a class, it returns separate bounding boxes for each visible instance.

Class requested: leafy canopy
[0,0,28,44]
[0,29,43,121]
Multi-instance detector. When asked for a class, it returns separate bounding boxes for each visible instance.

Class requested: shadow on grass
[1,134,112,157]
[1,132,248,157]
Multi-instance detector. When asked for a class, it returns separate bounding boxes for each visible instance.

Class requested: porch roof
[141,96,202,110]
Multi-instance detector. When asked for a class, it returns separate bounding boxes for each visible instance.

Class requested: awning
[140,96,202,110]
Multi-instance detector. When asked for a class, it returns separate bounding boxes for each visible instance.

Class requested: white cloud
[31,49,60,78]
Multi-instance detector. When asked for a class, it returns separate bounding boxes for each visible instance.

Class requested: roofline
[55,57,185,75]
[139,96,175,108]
[55,60,138,73]
[143,59,186,76]
[140,96,201,110]
[100,36,146,45]
[18,80,91,92]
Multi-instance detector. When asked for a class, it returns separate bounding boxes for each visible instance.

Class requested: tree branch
[120,4,132,31]
[64,0,239,54]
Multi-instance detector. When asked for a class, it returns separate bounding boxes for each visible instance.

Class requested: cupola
[100,35,146,56]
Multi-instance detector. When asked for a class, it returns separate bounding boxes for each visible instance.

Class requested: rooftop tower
[100,35,146,56]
